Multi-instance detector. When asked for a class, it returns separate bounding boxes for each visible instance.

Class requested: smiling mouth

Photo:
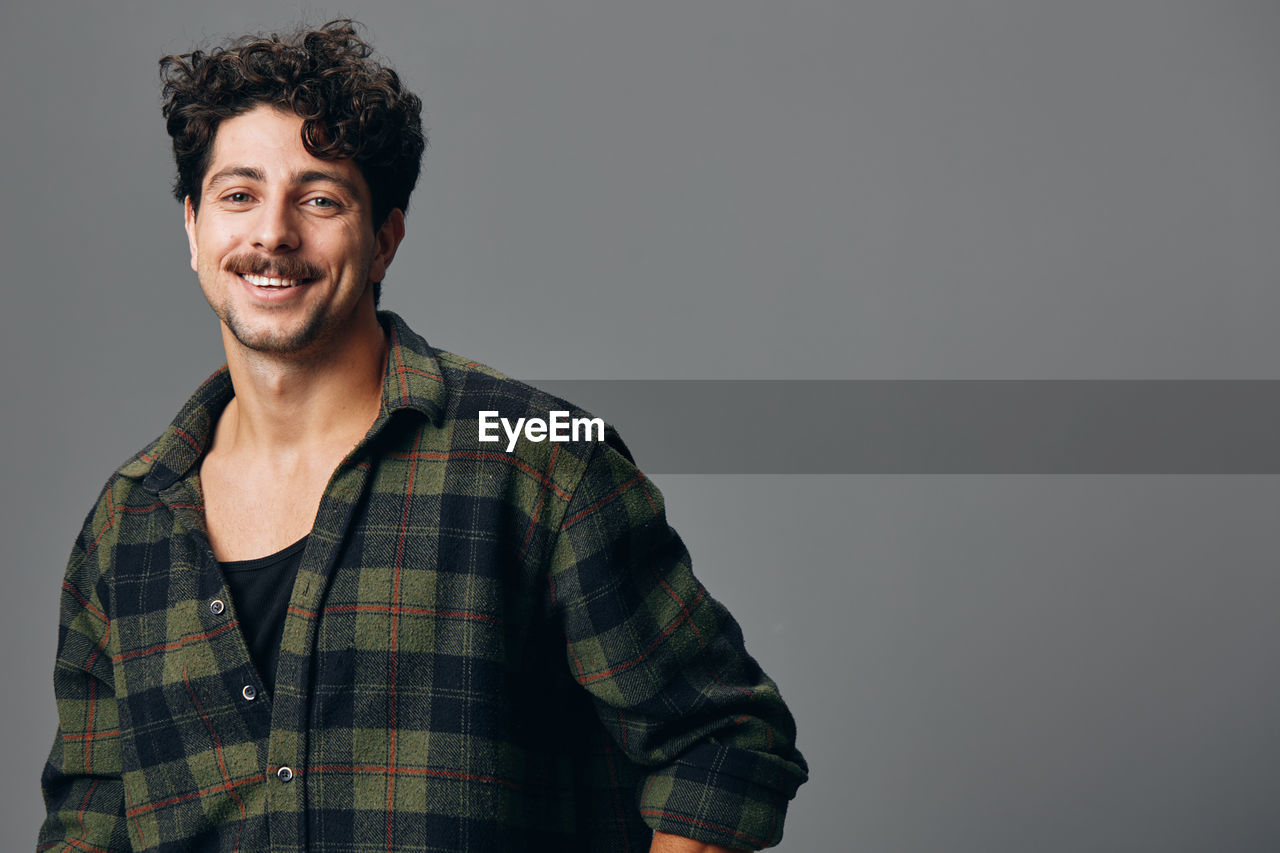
[240,272,311,288]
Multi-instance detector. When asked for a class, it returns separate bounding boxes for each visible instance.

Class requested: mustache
[225,254,323,281]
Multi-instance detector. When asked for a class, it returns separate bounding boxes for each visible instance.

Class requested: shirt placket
[160,476,278,840]
[159,430,385,850]
[262,442,383,850]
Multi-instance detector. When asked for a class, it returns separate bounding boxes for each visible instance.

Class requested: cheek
[332,230,377,278]
[192,232,235,290]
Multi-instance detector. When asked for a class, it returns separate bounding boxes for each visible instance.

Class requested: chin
[224,311,334,356]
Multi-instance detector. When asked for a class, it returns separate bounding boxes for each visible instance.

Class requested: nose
[250,196,300,253]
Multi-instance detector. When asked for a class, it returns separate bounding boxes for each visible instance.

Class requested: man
[39,20,806,852]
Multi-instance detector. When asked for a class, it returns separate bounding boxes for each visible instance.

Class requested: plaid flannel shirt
[40,311,807,852]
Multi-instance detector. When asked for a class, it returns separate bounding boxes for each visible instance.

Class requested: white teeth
[242,273,302,288]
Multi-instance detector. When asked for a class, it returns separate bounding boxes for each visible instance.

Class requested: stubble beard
[218,300,333,356]
[208,252,367,357]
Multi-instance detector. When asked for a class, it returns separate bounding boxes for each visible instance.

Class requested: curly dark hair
[160,20,425,303]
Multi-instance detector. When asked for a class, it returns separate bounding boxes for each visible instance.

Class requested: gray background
[3,1,1279,850]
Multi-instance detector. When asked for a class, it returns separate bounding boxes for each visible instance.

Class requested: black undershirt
[220,536,308,696]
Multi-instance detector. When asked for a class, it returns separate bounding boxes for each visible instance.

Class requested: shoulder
[437,349,622,481]
[113,433,166,484]
[390,343,642,507]
[435,349,591,422]
[386,311,644,506]
[67,359,231,567]
[73,433,167,543]
[57,432,167,611]
[382,307,597,428]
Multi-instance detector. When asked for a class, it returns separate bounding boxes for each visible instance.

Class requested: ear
[183,197,199,273]
[369,208,406,283]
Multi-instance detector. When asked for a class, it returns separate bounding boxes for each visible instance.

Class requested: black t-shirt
[220,536,307,696]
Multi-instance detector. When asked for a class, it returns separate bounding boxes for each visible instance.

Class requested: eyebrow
[204,165,265,189]
[204,166,363,200]
[294,169,363,200]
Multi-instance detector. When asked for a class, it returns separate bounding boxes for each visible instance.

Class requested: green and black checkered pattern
[40,311,807,852]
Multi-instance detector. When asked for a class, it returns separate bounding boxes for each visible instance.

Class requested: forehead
[204,104,368,196]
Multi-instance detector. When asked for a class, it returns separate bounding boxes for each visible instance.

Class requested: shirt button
[210,599,225,615]
[277,766,294,783]
[242,684,257,701]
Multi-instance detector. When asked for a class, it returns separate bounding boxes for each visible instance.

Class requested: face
[184,104,404,358]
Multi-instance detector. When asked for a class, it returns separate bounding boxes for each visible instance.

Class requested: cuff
[639,742,805,850]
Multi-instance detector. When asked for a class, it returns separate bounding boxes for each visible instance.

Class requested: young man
[39,21,806,852]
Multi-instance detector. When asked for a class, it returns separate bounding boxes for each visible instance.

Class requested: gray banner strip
[532,380,1280,474]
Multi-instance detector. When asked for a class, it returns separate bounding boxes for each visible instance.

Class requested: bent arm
[552,436,808,849]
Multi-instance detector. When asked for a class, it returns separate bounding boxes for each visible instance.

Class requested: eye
[305,196,340,209]
[223,191,253,204]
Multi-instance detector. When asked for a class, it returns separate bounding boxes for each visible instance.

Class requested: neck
[216,307,387,457]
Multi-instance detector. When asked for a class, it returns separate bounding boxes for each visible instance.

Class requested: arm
[38,491,131,851]
[551,434,808,850]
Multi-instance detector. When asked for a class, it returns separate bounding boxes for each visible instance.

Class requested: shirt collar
[141,310,446,493]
